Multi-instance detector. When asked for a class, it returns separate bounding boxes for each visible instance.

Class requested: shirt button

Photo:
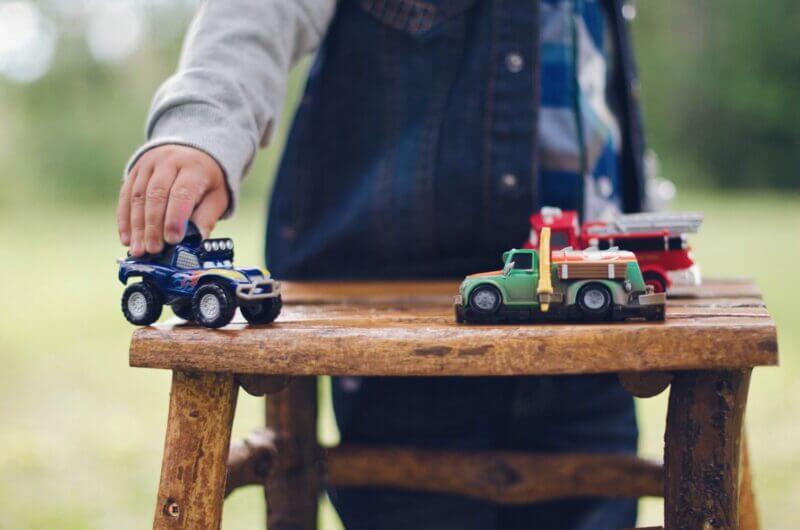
[622,3,637,21]
[505,52,524,73]
[339,376,362,393]
[501,173,518,189]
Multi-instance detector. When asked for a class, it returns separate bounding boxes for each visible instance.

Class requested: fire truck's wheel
[469,285,502,315]
[643,272,667,294]
[577,283,612,320]
[241,296,283,325]
[171,301,195,322]
[122,282,163,326]
[192,283,236,329]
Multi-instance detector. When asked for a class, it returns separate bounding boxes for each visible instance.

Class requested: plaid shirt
[539,0,622,220]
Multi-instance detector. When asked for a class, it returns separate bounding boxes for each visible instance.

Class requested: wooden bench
[129,278,778,530]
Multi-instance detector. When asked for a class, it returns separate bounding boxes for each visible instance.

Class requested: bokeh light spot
[86,2,145,64]
[0,1,57,84]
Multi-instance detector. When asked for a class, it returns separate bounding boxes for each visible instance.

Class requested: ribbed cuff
[124,103,258,218]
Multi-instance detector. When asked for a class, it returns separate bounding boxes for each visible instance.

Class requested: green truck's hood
[465,269,504,279]
[460,271,507,295]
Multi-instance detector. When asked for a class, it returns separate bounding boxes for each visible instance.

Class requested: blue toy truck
[118,223,282,328]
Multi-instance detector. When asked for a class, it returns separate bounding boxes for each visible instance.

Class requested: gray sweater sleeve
[126,0,337,216]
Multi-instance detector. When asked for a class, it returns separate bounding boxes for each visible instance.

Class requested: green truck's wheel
[646,306,666,321]
[469,285,502,314]
[577,283,612,320]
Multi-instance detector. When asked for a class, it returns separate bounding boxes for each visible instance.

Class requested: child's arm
[118,0,336,256]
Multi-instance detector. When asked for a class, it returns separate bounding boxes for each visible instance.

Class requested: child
[118,1,647,528]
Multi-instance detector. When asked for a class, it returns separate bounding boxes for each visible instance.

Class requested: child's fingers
[163,169,206,244]
[117,171,135,246]
[190,187,229,239]
[129,162,155,256]
[144,165,179,254]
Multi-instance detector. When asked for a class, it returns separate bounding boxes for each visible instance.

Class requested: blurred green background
[0,1,797,529]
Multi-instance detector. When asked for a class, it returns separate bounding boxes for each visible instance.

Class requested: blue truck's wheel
[192,283,236,328]
[469,285,502,314]
[171,301,194,322]
[577,283,612,320]
[121,282,163,326]
[241,296,282,325]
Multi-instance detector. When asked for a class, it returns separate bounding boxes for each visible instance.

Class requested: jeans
[329,375,638,530]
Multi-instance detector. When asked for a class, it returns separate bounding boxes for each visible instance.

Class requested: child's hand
[117,145,229,256]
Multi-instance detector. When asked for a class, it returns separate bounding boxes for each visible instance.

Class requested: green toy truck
[454,228,666,324]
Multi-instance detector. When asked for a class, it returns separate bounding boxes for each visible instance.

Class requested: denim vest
[266,0,645,280]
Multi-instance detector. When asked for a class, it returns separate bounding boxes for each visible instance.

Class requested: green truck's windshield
[505,251,537,272]
[511,253,533,270]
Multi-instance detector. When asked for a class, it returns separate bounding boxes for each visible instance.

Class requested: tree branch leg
[225,429,277,498]
[153,371,238,530]
[264,377,320,530]
[664,369,751,530]
[739,430,760,530]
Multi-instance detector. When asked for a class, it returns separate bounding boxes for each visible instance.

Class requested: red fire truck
[523,207,703,293]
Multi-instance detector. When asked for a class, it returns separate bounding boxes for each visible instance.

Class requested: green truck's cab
[499,249,539,303]
[454,246,666,324]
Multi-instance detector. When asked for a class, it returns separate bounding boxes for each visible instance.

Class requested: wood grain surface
[130,279,777,376]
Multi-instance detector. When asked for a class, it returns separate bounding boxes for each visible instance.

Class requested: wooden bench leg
[664,369,751,530]
[153,371,238,530]
[739,431,760,530]
[265,377,319,530]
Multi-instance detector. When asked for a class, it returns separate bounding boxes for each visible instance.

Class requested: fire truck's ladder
[586,212,704,237]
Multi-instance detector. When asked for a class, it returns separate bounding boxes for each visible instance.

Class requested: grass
[0,189,797,529]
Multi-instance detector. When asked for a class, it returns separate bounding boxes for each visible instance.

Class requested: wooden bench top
[129,278,778,376]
